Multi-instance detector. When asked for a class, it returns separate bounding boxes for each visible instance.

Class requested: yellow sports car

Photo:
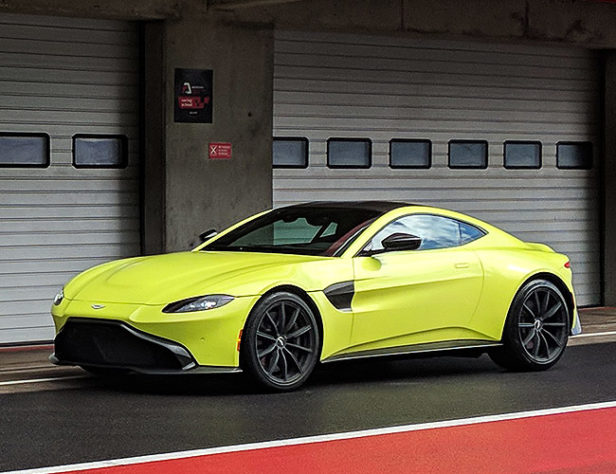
[50,202,580,390]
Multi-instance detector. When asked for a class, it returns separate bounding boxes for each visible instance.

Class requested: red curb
[0,344,53,353]
[63,407,616,474]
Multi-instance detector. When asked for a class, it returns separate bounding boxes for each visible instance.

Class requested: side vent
[323,281,354,312]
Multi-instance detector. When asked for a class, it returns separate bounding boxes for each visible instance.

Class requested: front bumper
[52,295,260,367]
[51,318,241,375]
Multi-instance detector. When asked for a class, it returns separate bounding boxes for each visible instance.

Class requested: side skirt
[322,340,502,364]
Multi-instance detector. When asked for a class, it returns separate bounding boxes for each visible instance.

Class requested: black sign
[174,68,213,123]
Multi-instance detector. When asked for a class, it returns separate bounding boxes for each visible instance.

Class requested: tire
[489,279,570,371]
[241,291,320,391]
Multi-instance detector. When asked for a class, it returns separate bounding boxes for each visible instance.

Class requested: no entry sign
[209,142,232,159]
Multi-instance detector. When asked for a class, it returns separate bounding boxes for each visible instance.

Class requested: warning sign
[209,142,232,160]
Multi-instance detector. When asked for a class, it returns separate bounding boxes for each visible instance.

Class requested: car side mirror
[381,233,422,252]
[199,229,218,243]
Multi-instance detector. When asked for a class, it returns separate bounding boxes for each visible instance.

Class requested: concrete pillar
[143,14,274,253]
[603,52,616,305]
[143,21,166,255]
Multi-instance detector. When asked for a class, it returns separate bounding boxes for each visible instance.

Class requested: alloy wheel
[254,299,318,386]
[517,286,568,364]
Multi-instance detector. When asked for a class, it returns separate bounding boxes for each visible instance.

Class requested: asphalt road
[1,342,615,472]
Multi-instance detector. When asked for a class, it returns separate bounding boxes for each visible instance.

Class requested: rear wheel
[490,279,569,371]
[241,292,320,391]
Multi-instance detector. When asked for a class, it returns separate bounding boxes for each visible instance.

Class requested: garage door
[273,31,601,306]
[0,14,141,344]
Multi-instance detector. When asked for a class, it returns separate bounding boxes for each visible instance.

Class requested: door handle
[454,262,470,269]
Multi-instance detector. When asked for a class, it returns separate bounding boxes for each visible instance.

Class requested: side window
[273,137,308,168]
[448,140,488,169]
[73,135,127,168]
[0,133,50,168]
[557,142,593,169]
[389,139,431,168]
[327,138,371,168]
[365,215,484,253]
[504,141,541,169]
[459,222,485,244]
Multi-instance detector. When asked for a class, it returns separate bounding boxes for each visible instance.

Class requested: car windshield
[202,206,381,256]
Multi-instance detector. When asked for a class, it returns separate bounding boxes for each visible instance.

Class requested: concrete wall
[3,0,616,48]
[0,0,180,20]
[159,14,274,251]
[229,0,616,48]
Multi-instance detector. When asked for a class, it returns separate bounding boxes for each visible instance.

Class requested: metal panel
[0,13,141,343]
[273,31,601,306]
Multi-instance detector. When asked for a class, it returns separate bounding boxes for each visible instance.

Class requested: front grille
[54,318,195,371]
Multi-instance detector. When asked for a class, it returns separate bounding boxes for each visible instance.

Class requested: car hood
[66,251,330,305]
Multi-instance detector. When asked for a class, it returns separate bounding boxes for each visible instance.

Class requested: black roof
[286,201,412,213]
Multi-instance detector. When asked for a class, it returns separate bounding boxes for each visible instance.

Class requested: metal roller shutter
[273,30,601,307]
[0,13,141,343]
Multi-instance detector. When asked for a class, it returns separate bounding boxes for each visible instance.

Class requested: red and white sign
[178,96,210,110]
[209,142,232,160]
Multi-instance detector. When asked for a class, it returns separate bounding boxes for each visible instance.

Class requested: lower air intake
[53,318,195,371]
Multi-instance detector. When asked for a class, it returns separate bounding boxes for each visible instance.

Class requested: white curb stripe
[6,399,616,474]
[0,376,86,387]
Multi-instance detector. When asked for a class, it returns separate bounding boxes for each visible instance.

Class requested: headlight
[163,294,234,313]
[53,288,64,306]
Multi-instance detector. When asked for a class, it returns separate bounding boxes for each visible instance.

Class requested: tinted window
[459,221,485,244]
[0,133,49,168]
[389,140,431,168]
[504,141,541,169]
[73,135,127,168]
[204,206,381,256]
[449,140,488,169]
[557,142,592,169]
[365,214,484,252]
[273,138,308,168]
[327,139,371,168]
[234,218,332,246]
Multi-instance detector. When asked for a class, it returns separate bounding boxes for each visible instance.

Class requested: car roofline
[281,201,414,214]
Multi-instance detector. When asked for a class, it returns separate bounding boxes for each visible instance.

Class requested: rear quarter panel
[470,247,574,340]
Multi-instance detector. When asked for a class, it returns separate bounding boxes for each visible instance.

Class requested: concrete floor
[578,306,616,332]
[569,306,616,345]
[0,342,615,471]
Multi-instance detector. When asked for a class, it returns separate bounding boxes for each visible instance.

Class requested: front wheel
[241,292,320,391]
[490,279,570,371]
